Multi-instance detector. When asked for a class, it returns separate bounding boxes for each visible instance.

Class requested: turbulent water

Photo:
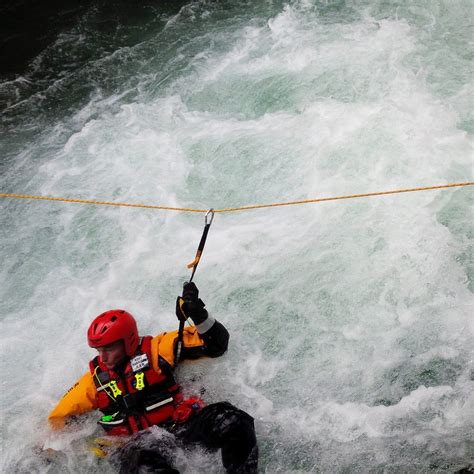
[1,0,473,472]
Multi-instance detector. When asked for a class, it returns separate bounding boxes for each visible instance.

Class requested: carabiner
[205,208,215,226]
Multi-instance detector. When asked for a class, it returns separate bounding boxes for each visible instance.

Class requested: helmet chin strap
[112,357,129,374]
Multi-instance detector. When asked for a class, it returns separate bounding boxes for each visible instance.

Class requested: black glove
[175,282,208,325]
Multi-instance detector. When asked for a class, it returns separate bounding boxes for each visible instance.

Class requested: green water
[1,1,473,472]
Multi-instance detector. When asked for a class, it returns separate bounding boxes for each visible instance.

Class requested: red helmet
[87,310,139,356]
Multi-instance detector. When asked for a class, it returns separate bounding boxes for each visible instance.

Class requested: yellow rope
[215,182,474,213]
[0,193,204,213]
[1,182,472,214]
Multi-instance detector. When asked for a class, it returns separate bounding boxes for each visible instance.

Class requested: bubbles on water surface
[1,0,473,472]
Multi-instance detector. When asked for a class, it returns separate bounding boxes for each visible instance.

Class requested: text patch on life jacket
[130,353,149,372]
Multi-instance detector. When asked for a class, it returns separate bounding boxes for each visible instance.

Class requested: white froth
[1,1,473,472]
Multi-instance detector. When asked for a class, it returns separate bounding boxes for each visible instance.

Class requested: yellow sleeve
[48,372,98,430]
[150,326,205,370]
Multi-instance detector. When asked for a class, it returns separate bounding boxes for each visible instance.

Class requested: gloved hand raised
[176,282,208,325]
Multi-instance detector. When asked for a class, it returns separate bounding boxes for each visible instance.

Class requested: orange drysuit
[48,326,206,430]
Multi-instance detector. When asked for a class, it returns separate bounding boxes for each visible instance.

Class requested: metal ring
[205,208,215,225]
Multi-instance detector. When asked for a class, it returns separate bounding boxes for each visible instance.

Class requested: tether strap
[176,210,214,364]
[186,210,214,282]
[175,319,185,364]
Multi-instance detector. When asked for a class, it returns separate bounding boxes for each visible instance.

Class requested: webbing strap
[187,219,212,282]
[175,319,185,365]
[176,210,214,365]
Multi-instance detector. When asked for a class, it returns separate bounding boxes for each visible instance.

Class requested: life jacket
[89,336,182,436]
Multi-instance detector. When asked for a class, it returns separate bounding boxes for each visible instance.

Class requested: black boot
[184,402,258,473]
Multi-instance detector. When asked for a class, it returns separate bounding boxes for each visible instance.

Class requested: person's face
[97,340,127,369]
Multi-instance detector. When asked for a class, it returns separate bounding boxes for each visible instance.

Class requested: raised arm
[177,282,229,358]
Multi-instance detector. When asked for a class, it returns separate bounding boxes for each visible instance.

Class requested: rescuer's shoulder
[48,372,97,430]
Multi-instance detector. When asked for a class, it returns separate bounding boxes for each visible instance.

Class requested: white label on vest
[131,353,149,372]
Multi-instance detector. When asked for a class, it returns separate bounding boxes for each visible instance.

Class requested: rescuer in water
[48,282,258,473]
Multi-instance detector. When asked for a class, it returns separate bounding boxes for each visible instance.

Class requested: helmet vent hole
[110,315,117,322]
[119,310,125,314]
[100,326,108,334]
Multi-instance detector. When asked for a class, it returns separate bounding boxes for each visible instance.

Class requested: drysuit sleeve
[150,317,229,370]
[48,372,98,430]
[193,316,230,358]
